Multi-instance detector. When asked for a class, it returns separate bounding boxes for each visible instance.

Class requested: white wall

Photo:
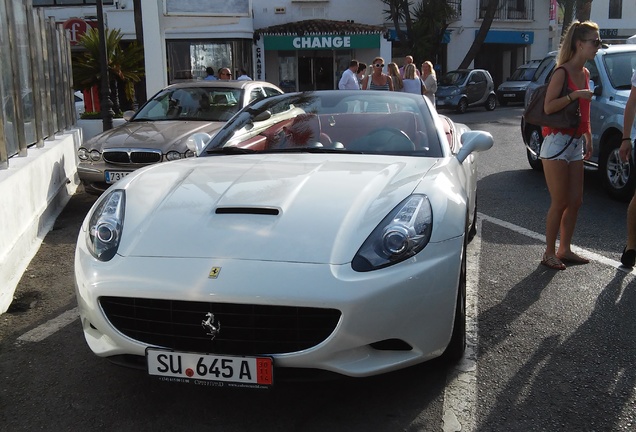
[0,129,82,314]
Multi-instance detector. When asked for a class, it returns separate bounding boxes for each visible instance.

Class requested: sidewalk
[0,188,97,340]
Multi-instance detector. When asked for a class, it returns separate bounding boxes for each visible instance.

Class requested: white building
[37,0,636,93]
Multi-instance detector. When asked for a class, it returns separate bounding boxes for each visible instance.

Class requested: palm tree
[73,27,144,113]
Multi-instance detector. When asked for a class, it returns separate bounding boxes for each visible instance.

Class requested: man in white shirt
[338,60,360,90]
[236,68,252,81]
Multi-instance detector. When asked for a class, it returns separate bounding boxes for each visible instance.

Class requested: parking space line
[478,213,631,272]
[17,307,78,343]
[442,217,481,432]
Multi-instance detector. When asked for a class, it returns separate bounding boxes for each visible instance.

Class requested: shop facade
[253,20,390,92]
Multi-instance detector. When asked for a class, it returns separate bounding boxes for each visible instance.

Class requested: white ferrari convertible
[75,90,493,388]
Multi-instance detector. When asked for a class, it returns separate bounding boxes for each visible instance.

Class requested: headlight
[78,147,89,160]
[89,149,101,161]
[165,150,182,161]
[450,89,460,96]
[352,195,432,272]
[86,189,125,261]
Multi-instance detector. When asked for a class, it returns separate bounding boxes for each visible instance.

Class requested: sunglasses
[374,63,384,68]
[583,38,602,47]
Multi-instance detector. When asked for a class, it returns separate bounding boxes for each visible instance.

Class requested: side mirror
[123,110,135,121]
[186,132,212,156]
[457,131,494,163]
[593,84,602,97]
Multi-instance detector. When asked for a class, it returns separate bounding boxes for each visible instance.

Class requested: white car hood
[116,154,442,263]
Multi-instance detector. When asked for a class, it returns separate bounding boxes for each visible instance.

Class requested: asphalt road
[1,105,635,431]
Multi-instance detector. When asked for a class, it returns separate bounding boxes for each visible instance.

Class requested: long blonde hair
[557,20,600,66]
[388,62,403,90]
[404,63,417,80]
[422,61,436,78]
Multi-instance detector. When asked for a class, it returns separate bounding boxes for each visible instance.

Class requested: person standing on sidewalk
[618,69,636,267]
[338,60,360,90]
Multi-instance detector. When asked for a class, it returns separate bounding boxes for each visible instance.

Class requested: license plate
[105,171,131,184]
[504,93,515,97]
[146,348,273,389]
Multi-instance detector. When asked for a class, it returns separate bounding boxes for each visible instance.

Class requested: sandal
[541,254,566,270]
[621,247,636,268]
[556,252,590,264]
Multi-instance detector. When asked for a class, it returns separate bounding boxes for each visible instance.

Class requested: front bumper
[75,235,464,378]
[436,94,462,109]
[496,90,525,103]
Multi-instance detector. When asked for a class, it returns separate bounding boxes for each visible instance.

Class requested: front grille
[100,297,341,355]
[102,149,162,164]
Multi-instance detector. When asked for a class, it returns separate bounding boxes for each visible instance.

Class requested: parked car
[521,44,636,200]
[496,59,541,106]
[74,90,85,120]
[74,90,494,386]
[436,69,497,113]
[77,80,284,195]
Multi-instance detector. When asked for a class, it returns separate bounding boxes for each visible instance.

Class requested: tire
[525,126,544,171]
[441,238,467,362]
[485,94,497,111]
[600,136,636,201]
[456,98,468,114]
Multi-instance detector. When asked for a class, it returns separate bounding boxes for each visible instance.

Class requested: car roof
[597,44,636,54]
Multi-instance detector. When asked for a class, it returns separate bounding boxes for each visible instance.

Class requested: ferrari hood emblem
[208,267,221,279]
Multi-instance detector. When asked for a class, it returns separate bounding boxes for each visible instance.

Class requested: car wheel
[485,94,497,111]
[441,239,467,362]
[525,127,544,171]
[456,98,468,114]
[600,136,636,201]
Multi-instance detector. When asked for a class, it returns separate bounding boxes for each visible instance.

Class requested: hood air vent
[215,207,280,215]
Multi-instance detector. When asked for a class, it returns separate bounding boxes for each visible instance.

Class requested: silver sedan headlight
[86,189,125,261]
[78,147,89,161]
[165,150,182,161]
[352,195,433,272]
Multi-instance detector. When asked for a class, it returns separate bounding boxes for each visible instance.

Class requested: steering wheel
[349,127,415,152]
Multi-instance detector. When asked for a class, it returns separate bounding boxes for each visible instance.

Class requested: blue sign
[478,30,534,44]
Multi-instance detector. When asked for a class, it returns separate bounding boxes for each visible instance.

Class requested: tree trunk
[561,0,575,36]
[133,0,147,107]
[458,0,500,69]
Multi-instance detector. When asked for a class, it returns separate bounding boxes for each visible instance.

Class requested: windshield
[603,52,636,90]
[133,87,243,121]
[439,71,468,86]
[510,67,537,81]
[203,91,444,158]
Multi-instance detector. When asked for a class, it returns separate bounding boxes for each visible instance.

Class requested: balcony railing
[478,0,534,21]
[447,0,462,20]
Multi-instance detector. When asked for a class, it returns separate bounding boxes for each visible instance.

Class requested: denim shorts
[540,132,584,162]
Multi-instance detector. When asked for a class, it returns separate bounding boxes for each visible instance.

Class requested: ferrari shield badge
[208,267,221,279]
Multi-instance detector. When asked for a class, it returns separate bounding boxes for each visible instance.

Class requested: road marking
[479,213,631,272]
[442,217,481,432]
[17,307,78,343]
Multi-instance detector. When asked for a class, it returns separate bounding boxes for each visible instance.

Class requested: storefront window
[278,53,297,92]
[166,39,252,83]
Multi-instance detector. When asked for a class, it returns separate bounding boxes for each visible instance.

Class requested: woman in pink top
[540,20,598,270]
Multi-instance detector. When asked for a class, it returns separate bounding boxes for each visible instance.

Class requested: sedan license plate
[504,93,515,98]
[105,171,131,184]
[146,348,273,389]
